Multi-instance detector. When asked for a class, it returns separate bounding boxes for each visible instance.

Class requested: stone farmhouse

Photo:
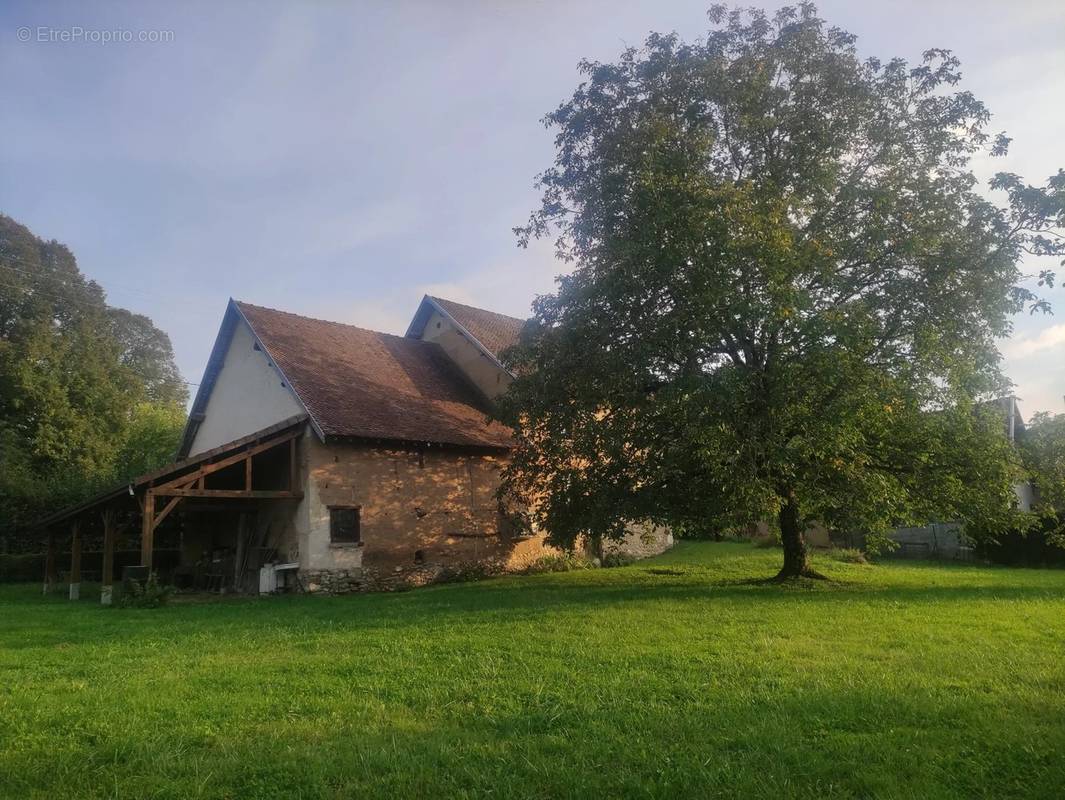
[37,296,671,600]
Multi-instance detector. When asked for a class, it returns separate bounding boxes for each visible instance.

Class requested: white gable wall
[418,309,512,399]
[188,320,305,455]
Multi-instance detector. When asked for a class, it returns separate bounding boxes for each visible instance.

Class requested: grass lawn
[2,542,1064,799]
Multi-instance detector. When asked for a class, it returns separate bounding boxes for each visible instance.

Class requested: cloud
[1001,324,1065,359]
[413,239,566,320]
[296,239,566,338]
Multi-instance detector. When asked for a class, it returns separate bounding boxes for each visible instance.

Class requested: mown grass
[2,542,1064,799]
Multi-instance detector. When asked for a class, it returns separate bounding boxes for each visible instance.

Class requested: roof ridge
[234,299,428,343]
[428,295,527,325]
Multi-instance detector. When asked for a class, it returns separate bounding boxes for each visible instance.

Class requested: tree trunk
[589,531,604,562]
[776,491,820,580]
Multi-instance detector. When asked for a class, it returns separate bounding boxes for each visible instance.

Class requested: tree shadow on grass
[2,564,1064,652]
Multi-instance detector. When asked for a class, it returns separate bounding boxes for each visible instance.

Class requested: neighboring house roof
[405,294,526,363]
[234,301,512,449]
[986,395,1026,442]
[969,396,1027,442]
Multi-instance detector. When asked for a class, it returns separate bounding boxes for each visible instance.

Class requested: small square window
[329,506,361,545]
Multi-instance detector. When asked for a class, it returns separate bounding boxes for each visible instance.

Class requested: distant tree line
[0,214,187,547]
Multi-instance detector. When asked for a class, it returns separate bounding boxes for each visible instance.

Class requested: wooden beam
[153,495,184,529]
[245,455,252,491]
[69,520,82,601]
[141,491,155,571]
[182,502,263,513]
[167,475,199,491]
[43,531,57,595]
[152,488,304,500]
[101,508,116,605]
[153,431,300,491]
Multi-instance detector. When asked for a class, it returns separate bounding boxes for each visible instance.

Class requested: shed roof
[36,415,308,529]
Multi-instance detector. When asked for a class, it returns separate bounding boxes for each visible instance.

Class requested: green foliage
[0,215,187,539]
[0,554,45,582]
[107,307,189,407]
[3,542,1065,798]
[1020,411,1065,544]
[862,530,899,557]
[499,4,1063,576]
[523,552,597,573]
[117,572,172,608]
[601,551,638,568]
[979,514,1065,567]
[438,560,505,584]
[827,547,868,564]
[114,402,187,482]
[671,521,720,540]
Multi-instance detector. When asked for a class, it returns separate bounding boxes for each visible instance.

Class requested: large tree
[107,307,189,407]
[0,215,187,539]
[497,4,1064,578]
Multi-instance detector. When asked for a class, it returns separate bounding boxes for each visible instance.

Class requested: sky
[2,0,1063,415]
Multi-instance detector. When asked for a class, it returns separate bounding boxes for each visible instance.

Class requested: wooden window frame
[328,505,362,547]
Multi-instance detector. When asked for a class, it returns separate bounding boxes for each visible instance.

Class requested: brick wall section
[296,436,556,591]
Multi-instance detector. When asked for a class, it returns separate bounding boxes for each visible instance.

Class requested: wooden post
[101,508,116,605]
[69,520,82,601]
[289,438,297,491]
[233,512,248,592]
[141,490,155,572]
[43,531,57,595]
[245,454,252,490]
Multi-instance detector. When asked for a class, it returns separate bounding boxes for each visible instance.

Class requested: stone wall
[601,522,674,559]
[886,523,971,560]
[300,568,365,594]
[282,437,675,594]
[300,563,473,594]
[294,437,556,591]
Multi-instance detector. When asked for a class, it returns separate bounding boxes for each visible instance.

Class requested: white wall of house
[1014,481,1036,513]
[418,309,512,399]
[189,320,305,455]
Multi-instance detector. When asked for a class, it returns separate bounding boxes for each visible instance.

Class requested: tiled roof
[235,302,512,449]
[429,297,526,360]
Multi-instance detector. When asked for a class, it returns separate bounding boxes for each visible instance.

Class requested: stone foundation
[296,526,674,596]
[300,569,365,594]
[299,563,456,594]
